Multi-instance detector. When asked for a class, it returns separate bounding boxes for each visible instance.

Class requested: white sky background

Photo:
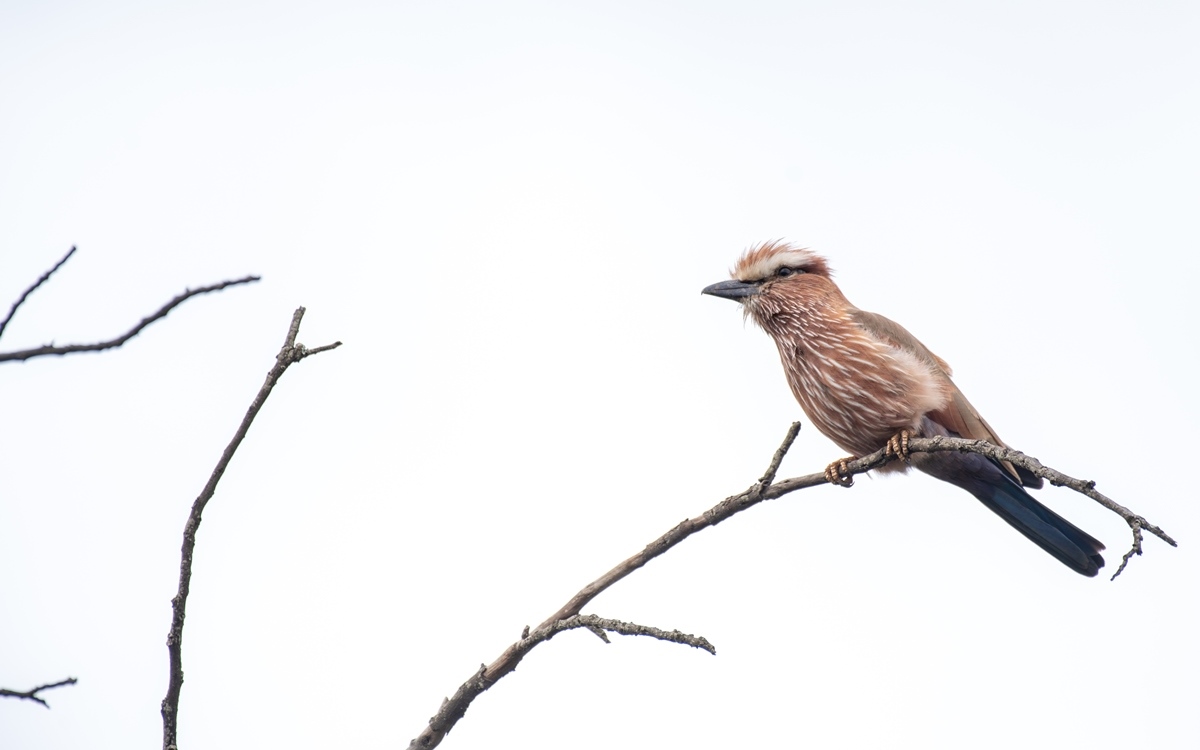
[2,1,1198,748]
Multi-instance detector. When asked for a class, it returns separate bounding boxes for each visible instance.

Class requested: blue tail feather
[912,448,1105,576]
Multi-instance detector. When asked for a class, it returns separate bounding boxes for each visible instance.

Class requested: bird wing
[849,308,1042,488]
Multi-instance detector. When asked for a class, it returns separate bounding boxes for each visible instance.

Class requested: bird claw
[885,429,913,462]
[824,458,855,487]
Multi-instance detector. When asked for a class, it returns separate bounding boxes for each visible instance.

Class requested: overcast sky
[3,2,1198,748]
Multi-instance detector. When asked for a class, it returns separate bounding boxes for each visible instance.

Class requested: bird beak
[702,279,760,301]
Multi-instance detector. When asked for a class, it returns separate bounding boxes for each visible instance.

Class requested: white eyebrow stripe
[735,249,820,281]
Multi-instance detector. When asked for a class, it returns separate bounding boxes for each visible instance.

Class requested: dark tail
[913,451,1106,577]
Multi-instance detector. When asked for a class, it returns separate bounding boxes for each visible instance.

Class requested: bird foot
[824,457,856,487]
[885,429,913,463]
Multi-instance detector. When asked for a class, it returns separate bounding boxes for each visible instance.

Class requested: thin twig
[0,246,77,341]
[555,615,714,654]
[0,276,261,363]
[1113,523,1145,580]
[161,307,341,750]
[418,614,713,746]
[757,421,802,489]
[407,427,1175,748]
[0,677,78,708]
[414,616,714,748]
[407,423,801,749]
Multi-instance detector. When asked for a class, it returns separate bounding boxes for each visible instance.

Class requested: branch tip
[1,274,261,363]
[407,426,1168,747]
[0,677,78,708]
[758,421,802,489]
[161,307,337,750]
[0,246,78,342]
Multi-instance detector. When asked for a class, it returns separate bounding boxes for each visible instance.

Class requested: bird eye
[776,267,795,277]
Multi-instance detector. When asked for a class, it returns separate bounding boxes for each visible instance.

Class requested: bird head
[702,241,833,315]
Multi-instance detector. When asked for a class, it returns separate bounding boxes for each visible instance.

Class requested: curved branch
[0,677,77,708]
[407,425,1176,748]
[161,307,341,750]
[0,246,77,341]
[416,615,713,748]
[407,423,802,749]
[779,435,1178,581]
[0,275,261,363]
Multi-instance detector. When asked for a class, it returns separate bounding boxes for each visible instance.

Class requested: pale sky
[3,2,1198,748]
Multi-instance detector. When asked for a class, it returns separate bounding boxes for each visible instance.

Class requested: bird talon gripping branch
[823,459,856,487]
[703,241,1106,577]
[885,429,913,462]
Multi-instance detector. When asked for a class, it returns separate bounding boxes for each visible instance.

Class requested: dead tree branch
[420,615,714,747]
[779,435,1178,581]
[0,246,77,341]
[408,423,1174,748]
[0,677,78,708]
[407,423,800,750]
[161,307,341,750]
[0,246,260,362]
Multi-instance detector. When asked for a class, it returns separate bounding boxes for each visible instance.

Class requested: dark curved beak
[702,279,760,301]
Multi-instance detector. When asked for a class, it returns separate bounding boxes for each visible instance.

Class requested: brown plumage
[703,241,1105,576]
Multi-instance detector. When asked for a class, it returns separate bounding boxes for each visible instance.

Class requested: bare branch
[0,677,78,708]
[161,307,340,750]
[0,275,261,363]
[0,246,77,341]
[539,615,714,653]
[407,423,800,749]
[411,616,714,749]
[848,436,1176,580]
[407,427,1175,748]
[757,420,802,489]
[1113,523,1145,580]
[763,436,1175,580]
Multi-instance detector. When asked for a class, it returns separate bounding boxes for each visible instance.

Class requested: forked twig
[0,246,77,341]
[1,275,261,363]
[408,424,1175,748]
[161,307,341,750]
[777,435,1177,581]
[0,677,78,708]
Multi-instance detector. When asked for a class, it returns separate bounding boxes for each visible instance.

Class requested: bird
[702,241,1105,576]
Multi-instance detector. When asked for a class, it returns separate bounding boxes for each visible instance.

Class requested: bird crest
[732,240,831,282]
